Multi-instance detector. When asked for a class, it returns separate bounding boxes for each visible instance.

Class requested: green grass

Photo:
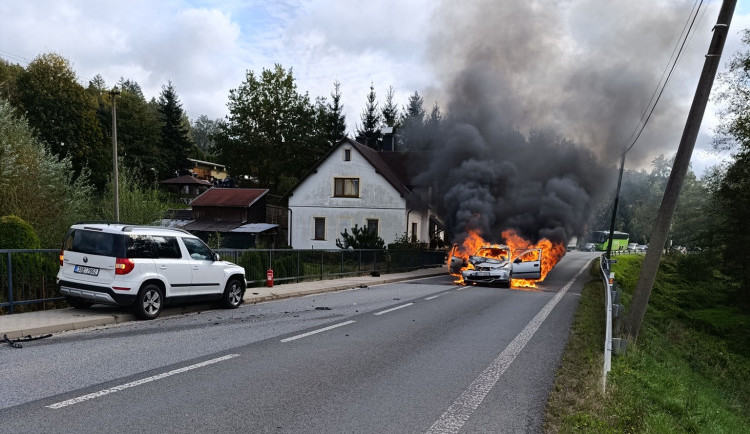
[544,254,750,433]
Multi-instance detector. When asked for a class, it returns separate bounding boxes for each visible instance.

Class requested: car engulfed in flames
[449,229,566,288]
[452,245,512,286]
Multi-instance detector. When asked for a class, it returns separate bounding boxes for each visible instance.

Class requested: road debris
[3,333,52,349]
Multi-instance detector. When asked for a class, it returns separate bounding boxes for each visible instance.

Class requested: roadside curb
[244,273,441,304]
[2,269,447,341]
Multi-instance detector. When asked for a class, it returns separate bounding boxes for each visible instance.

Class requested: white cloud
[0,0,748,173]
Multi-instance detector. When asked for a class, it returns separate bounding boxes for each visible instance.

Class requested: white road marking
[425,294,442,300]
[373,303,415,316]
[46,354,239,409]
[426,260,591,434]
[280,320,356,342]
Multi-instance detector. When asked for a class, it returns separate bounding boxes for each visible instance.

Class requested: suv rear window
[64,229,125,257]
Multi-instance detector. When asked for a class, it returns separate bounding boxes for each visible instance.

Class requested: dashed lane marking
[280,320,356,342]
[373,303,415,316]
[47,354,239,409]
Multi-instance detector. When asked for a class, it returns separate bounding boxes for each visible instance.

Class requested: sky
[1,0,750,177]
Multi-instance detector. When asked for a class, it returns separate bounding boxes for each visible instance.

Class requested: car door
[149,235,192,298]
[180,237,225,296]
[510,248,542,280]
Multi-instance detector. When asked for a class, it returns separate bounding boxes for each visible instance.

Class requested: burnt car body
[450,245,542,286]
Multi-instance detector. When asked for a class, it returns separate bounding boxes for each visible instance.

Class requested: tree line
[586,28,750,310]
[0,52,441,247]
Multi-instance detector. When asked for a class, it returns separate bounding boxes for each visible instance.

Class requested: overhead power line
[622,0,705,155]
[0,49,31,65]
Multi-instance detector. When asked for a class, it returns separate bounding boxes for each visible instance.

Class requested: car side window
[182,237,214,261]
[153,236,181,259]
[127,235,157,258]
[517,250,539,262]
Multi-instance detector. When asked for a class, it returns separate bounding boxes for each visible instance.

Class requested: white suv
[56,222,246,319]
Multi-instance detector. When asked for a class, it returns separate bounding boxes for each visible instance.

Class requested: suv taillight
[59,249,64,266]
[115,258,135,275]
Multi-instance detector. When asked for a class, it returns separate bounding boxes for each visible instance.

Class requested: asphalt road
[0,251,597,433]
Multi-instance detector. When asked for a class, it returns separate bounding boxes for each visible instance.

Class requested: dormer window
[344,148,351,161]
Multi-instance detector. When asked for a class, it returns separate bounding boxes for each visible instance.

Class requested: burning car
[450,244,542,287]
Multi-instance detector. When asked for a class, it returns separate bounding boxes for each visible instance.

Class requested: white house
[288,138,443,249]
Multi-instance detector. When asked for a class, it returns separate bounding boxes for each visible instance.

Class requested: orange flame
[448,228,566,288]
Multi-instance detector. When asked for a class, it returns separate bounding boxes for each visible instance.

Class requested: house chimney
[380,126,396,152]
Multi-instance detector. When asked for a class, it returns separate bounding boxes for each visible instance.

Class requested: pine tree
[326,80,347,145]
[381,86,399,127]
[355,82,382,149]
[158,81,193,179]
[399,91,426,150]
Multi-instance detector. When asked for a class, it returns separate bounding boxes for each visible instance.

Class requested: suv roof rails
[73,220,123,225]
[121,225,191,235]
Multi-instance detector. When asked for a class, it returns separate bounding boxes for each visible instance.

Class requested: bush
[387,232,421,250]
[0,215,40,249]
[335,224,385,250]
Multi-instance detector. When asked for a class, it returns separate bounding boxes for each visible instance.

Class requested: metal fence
[0,249,63,314]
[1,248,447,314]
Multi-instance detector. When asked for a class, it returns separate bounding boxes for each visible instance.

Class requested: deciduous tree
[0,97,93,246]
[191,115,220,156]
[16,53,107,190]
[214,64,324,193]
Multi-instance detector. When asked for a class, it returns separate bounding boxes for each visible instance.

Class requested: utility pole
[623,0,736,341]
[605,151,626,264]
[110,86,121,222]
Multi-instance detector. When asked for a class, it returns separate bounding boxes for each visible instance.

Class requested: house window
[411,222,418,243]
[334,178,359,197]
[367,219,379,235]
[344,149,351,161]
[314,217,326,240]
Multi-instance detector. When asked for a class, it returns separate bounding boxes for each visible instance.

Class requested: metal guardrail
[599,254,626,393]
[1,248,447,314]
[600,254,614,393]
[609,248,646,256]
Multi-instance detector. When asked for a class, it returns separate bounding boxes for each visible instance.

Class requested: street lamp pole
[110,86,121,222]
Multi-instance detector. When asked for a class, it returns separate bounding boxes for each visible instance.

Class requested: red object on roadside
[266,269,274,287]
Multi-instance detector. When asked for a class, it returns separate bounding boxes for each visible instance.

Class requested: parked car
[449,244,542,286]
[627,243,638,250]
[636,244,648,251]
[56,222,246,319]
[582,243,597,252]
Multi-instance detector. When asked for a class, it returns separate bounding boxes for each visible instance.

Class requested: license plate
[476,271,490,276]
[74,265,99,276]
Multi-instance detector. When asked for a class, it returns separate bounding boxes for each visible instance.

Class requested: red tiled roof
[190,188,268,207]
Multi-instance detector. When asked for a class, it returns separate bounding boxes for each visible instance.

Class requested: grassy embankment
[545,254,750,433]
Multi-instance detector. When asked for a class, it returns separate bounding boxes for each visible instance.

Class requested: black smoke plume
[412,0,710,246]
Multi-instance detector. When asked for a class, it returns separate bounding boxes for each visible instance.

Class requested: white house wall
[289,145,413,249]
[406,210,432,244]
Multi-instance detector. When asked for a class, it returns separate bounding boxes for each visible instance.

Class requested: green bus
[590,230,629,251]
